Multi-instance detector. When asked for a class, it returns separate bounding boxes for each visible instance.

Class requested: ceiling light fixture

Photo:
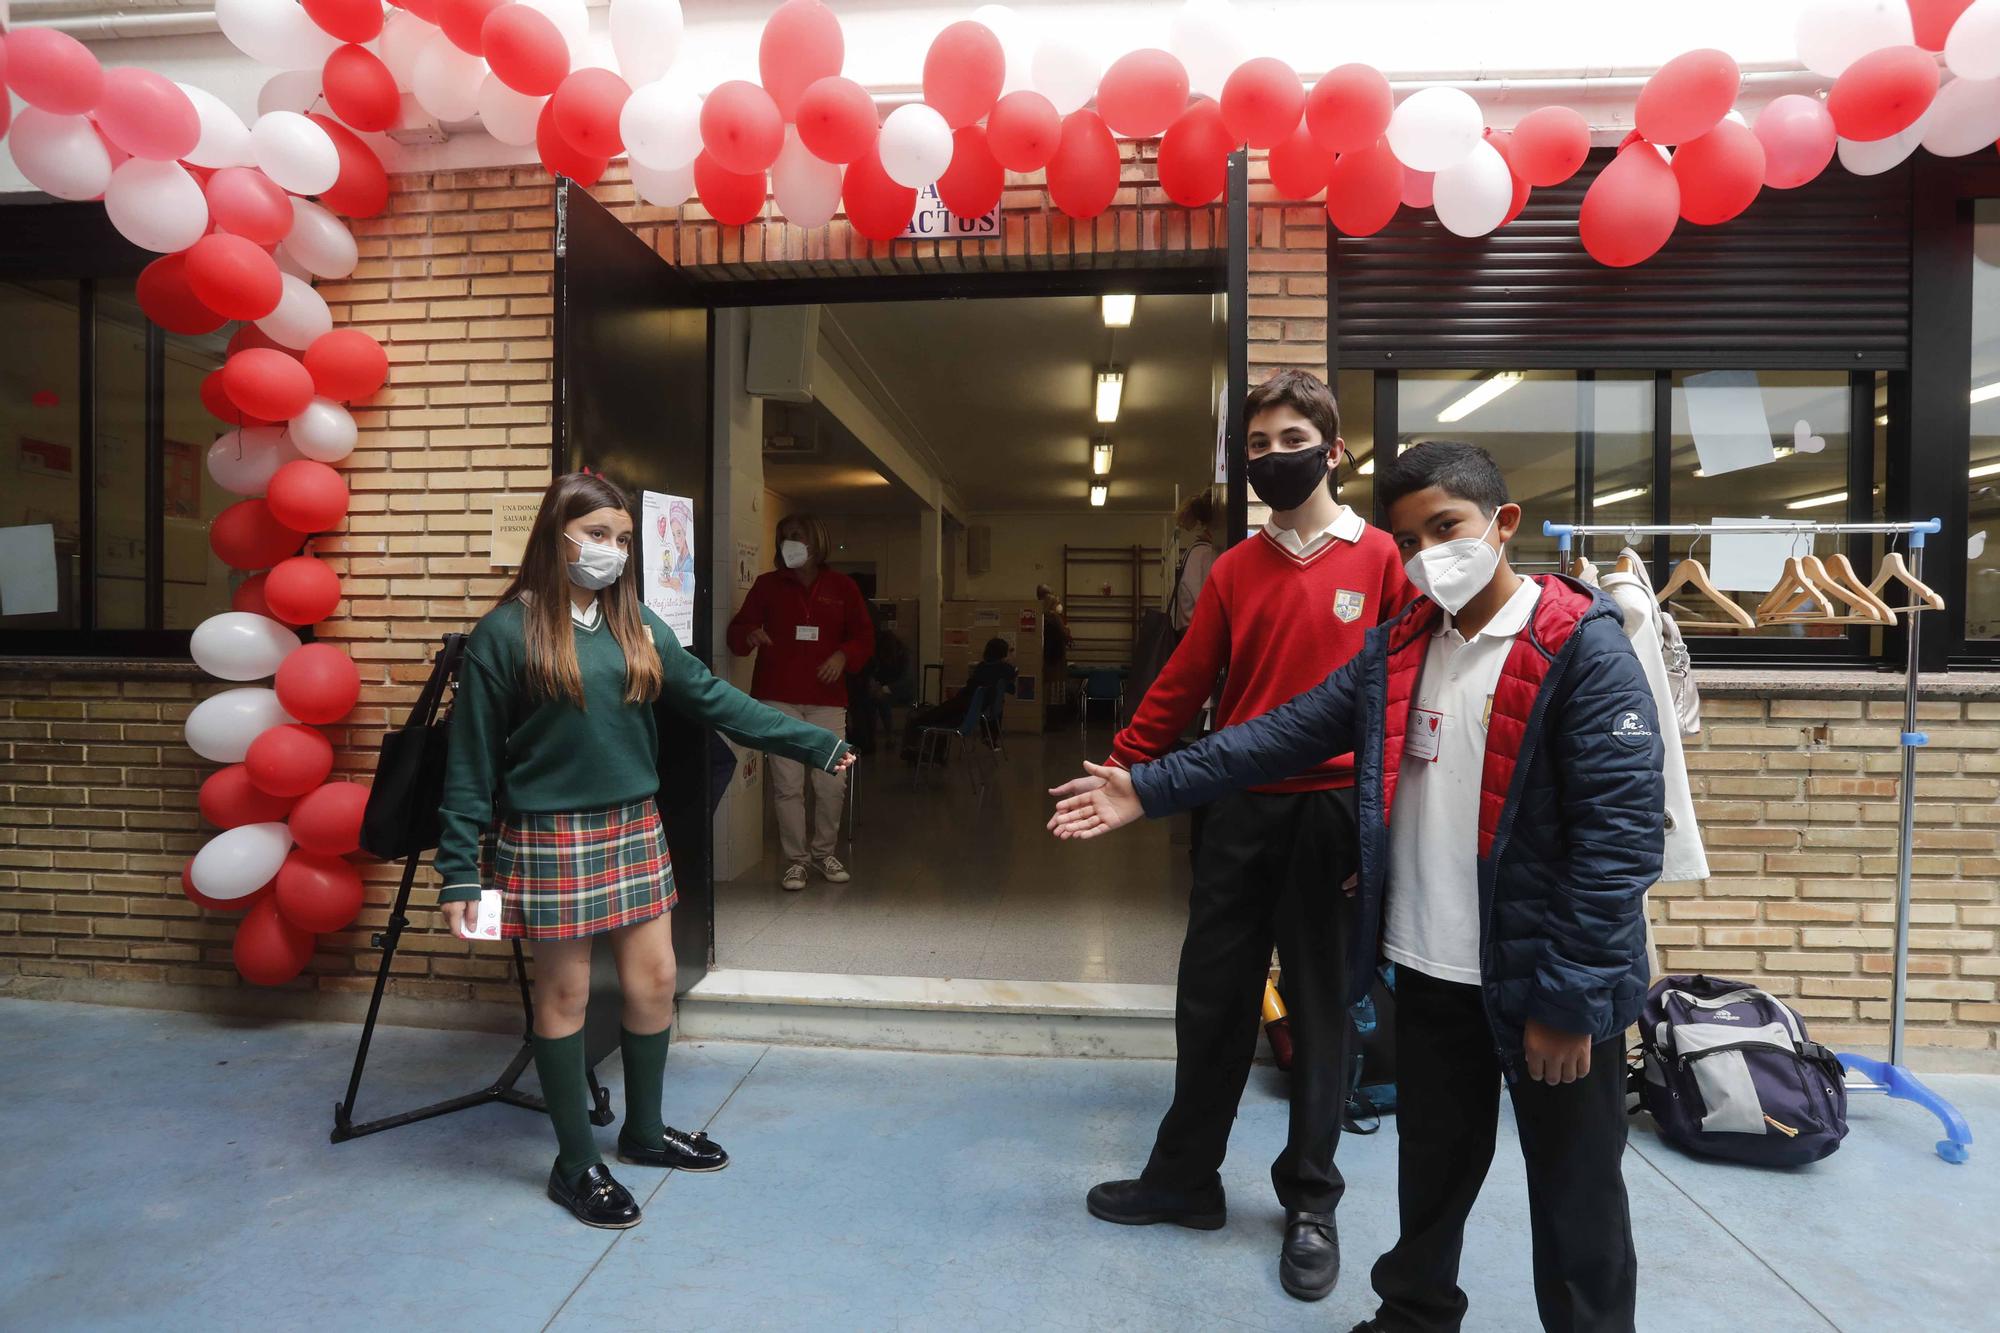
[1973,380,2000,404]
[1435,371,1524,424]
[1091,439,1115,476]
[1593,485,1649,507]
[1102,294,1136,327]
[1785,489,1849,511]
[1971,460,2000,479]
[1096,368,1124,424]
[1089,482,1108,507]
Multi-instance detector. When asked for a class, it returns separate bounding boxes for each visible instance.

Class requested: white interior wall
[709,307,767,883]
[959,511,1172,602]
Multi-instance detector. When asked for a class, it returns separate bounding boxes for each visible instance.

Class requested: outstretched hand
[1047,762,1143,840]
[833,750,859,775]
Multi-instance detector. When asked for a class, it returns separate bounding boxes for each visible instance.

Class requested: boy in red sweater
[1052,370,1410,1302]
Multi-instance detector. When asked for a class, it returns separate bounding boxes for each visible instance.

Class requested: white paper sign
[1683,370,1777,478]
[0,524,59,616]
[641,491,697,644]
[1710,518,1808,593]
[898,183,999,240]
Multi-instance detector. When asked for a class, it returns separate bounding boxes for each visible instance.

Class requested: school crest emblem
[1333,589,1366,623]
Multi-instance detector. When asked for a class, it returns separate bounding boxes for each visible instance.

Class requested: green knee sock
[531,1030,602,1185]
[619,1024,672,1149]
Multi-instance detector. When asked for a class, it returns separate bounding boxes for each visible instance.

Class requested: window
[1969,201,2000,642]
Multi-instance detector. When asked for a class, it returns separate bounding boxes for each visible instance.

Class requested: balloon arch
[4,0,1993,982]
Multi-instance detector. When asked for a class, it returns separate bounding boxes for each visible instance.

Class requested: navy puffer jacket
[1131,575,1664,1065]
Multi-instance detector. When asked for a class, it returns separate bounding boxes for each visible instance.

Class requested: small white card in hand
[462,889,502,940]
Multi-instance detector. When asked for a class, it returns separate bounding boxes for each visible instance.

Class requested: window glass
[95,280,149,628]
[163,326,233,629]
[1335,368,1374,523]
[1,281,82,628]
[1970,201,2000,640]
[1584,372,1655,561]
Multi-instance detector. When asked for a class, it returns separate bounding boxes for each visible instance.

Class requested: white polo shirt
[1383,576,1542,986]
[1264,504,1365,559]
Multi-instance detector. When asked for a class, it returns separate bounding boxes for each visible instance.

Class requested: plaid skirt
[480,798,677,940]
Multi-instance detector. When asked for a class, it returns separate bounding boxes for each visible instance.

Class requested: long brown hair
[498,472,664,708]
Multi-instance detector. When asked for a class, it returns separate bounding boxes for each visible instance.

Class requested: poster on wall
[735,541,760,590]
[488,493,540,566]
[642,490,697,642]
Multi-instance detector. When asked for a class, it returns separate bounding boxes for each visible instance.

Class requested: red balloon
[275,850,365,934]
[702,80,785,175]
[1581,141,1681,267]
[304,328,389,401]
[1634,49,1740,146]
[484,3,569,97]
[759,0,845,121]
[201,763,300,828]
[228,323,287,357]
[1673,118,1765,225]
[438,0,506,54]
[923,20,1005,130]
[1046,110,1120,220]
[936,125,1004,220]
[276,642,361,724]
[1097,49,1190,140]
[841,146,916,241]
[535,98,608,185]
[137,253,226,336]
[267,459,351,532]
[1326,138,1402,237]
[1481,129,1533,227]
[185,234,284,322]
[323,44,401,134]
[224,348,316,421]
[988,90,1061,172]
[10,29,105,117]
[1157,99,1232,207]
[264,554,344,624]
[246,723,335,798]
[1267,122,1330,200]
[1511,106,1591,187]
[233,571,276,618]
[693,151,767,226]
[303,0,384,43]
[1755,94,1837,190]
[391,0,438,19]
[96,67,201,162]
[1401,167,1435,210]
[204,168,295,246]
[552,67,630,159]
[1910,0,1977,50]
[184,860,271,913]
[233,896,317,985]
[1305,63,1392,154]
[1222,57,1305,150]
[202,367,274,428]
[307,114,392,218]
[1828,46,1940,142]
[289,780,371,857]
[210,499,307,570]
[795,76,878,164]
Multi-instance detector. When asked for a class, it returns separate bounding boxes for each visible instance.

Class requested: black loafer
[1280,1209,1340,1301]
[618,1125,729,1172]
[546,1161,641,1230]
[1085,1177,1226,1230]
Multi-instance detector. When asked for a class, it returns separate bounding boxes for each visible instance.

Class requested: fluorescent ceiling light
[1593,486,1649,507]
[1091,440,1114,476]
[1435,371,1524,424]
[1356,456,1375,476]
[1096,369,1124,424]
[1875,413,1889,426]
[1102,294,1136,327]
[1972,460,2000,479]
[1973,380,2000,404]
[1089,482,1108,507]
[1785,490,1848,511]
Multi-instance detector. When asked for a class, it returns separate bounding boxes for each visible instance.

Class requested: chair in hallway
[1078,669,1124,740]
[915,684,993,794]
[979,687,1008,762]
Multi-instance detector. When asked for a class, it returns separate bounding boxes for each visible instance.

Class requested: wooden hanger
[1657,556,1756,631]
[1813,553,1897,624]
[1760,555,1860,624]
[1866,552,1946,614]
[1614,550,1641,577]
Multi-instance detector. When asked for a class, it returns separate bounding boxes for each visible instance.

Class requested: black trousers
[1370,968,1637,1333]
[1141,787,1357,1214]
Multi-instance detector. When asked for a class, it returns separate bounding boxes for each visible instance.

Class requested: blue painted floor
[1,999,1991,1332]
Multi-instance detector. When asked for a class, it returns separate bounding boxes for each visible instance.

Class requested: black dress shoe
[618,1125,730,1172]
[1280,1208,1340,1301]
[546,1161,642,1230]
[1084,1177,1226,1230]
[1347,1322,1383,1333]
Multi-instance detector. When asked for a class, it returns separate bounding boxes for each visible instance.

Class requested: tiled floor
[715,723,1193,984]
[3,998,1990,1332]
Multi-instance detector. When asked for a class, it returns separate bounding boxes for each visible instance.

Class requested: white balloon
[185,688,294,763]
[280,198,360,280]
[1170,0,1249,101]
[412,31,488,123]
[1432,139,1512,238]
[1031,37,1102,117]
[251,111,340,195]
[610,0,683,88]
[217,0,341,70]
[972,5,1032,98]
[630,159,695,207]
[1838,106,1933,174]
[378,11,437,91]
[1796,0,1915,78]
[192,612,302,681]
[289,399,359,463]
[621,77,705,169]
[1387,87,1483,173]
[879,103,955,188]
[1947,0,2000,79]
[478,74,546,147]
[771,128,842,227]
[257,68,325,119]
[8,109,114,202]
[517,0,589,65]
[208,427,300,495]
[1923,75,2000,156]
[178,84,254,169]
[104,159,208,253]
[257,274,334,351]
[274,245,313,281]
[191,823,294,900]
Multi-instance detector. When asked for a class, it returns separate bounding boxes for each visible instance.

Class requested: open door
[553,180,715,1003]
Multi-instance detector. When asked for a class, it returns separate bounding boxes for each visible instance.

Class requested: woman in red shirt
[727,513,874,890]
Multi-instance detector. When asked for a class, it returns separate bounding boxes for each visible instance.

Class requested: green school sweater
[435,598,849,902]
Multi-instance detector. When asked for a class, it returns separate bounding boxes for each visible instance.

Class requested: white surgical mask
[780,539,809,570]
[564,532,627,590]
[1404,511,1502,617]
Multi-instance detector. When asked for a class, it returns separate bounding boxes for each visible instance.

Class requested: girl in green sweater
[437,472,854,1230]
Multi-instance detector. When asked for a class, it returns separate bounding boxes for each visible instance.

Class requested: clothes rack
[1544,518,1972,1164]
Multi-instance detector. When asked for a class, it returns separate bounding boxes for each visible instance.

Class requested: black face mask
[1247,443,1333,512]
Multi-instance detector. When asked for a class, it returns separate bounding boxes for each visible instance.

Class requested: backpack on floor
[1636,974,1849,1167]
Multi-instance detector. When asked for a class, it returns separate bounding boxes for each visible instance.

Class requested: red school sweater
[1109,517,1412,792]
